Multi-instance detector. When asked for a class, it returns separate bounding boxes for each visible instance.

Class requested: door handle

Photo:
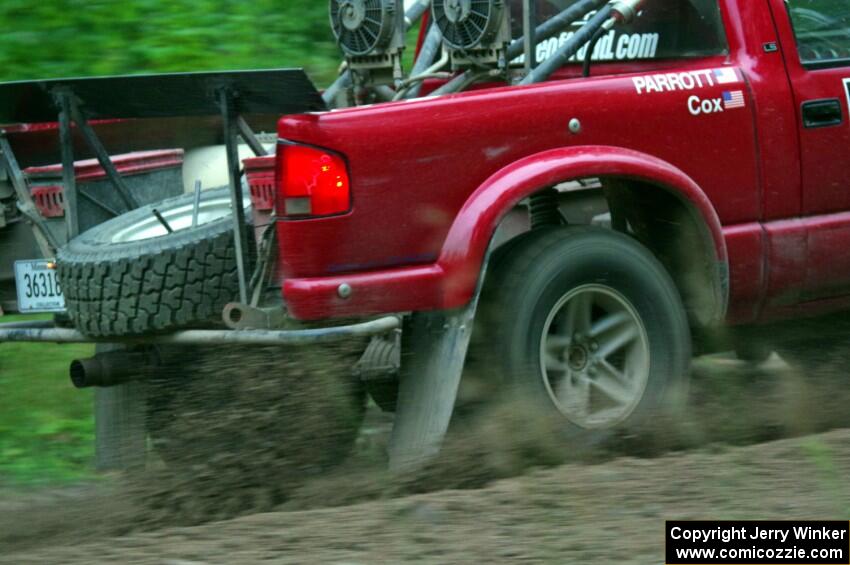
[802,98,843,128]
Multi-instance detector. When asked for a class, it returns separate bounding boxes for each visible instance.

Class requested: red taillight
[275,142,350,218]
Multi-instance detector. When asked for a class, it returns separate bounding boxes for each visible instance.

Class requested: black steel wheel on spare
[57,187,251,337]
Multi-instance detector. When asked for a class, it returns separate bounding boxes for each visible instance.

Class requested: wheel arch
[436,145,729,326]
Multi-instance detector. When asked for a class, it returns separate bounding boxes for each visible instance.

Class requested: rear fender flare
[436,145,728,322]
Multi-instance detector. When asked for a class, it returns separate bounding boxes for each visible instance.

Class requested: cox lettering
[688,95,723,115]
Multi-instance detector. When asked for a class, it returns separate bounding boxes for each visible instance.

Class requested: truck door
[772,0,850,300]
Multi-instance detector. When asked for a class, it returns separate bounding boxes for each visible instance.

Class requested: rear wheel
[477,226,691,443]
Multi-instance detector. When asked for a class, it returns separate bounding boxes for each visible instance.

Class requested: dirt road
[3,353,849,564]
[2,427,849,564]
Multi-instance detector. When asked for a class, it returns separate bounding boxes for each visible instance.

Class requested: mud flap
[387,305,478,472]
[388,238,495,472]
[95,384,148,471]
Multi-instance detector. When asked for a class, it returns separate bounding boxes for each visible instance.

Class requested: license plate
[14,259,66,313]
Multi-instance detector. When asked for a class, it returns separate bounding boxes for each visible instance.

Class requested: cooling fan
[330,0,405,85]
[432,0,512,68]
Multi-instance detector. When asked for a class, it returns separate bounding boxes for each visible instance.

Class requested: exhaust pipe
[70,349,160,389]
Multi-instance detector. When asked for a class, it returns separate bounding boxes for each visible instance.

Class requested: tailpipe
[70,349,160,389]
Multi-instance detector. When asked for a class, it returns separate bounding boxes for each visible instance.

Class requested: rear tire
[477,226,691,444]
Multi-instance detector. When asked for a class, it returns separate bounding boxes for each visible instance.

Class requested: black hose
[583,25,608,77]
[506,0,608,61]
[520,4,615,85]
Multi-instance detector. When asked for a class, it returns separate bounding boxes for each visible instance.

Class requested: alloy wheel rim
[538,284,650,429]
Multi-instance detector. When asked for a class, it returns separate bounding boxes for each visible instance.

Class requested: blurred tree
[0,0,342,86]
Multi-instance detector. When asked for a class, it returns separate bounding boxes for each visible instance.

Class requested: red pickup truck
[273,0,850,445]
[5,0,850,471]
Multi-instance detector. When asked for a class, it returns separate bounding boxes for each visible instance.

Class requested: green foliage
[801,437,848,514]
[0,315,95,485]
[0,0,343,87]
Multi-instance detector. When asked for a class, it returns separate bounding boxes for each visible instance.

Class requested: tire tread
[57,189,246,337]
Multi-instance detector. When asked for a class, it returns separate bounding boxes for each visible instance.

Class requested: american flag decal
[723,90,745,110]
[714,68,739,84]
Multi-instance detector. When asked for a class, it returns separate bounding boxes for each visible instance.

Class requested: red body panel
[723,223,766,325]
[277,0,850,326]
[24,149,184,182]
[285,146,729,320]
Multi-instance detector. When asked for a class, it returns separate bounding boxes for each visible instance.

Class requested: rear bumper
[282,264,478,320]
[283,264,448,320]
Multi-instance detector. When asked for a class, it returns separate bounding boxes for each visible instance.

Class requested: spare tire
[57,187,252,337]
